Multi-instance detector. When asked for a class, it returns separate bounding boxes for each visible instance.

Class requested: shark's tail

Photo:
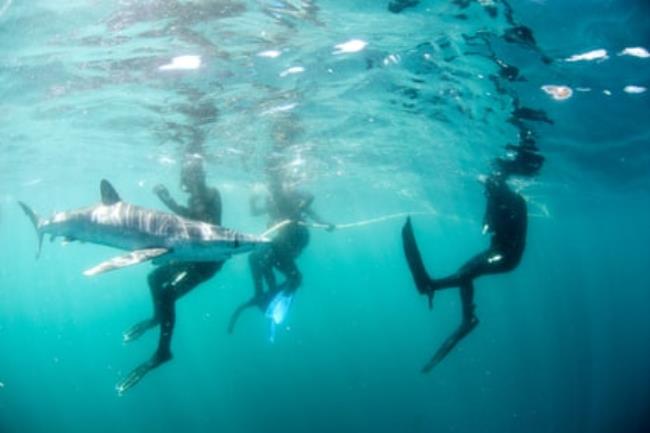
[18,201,45,258]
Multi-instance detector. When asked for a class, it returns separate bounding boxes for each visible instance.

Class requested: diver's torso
[488,190,527,258]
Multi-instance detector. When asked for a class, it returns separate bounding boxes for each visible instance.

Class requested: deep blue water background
[1,1,649,433]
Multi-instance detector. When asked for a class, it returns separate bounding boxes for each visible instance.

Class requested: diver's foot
[123,319,157,343]
[426,290,435,310]
[115,352,172,395]
[466,316,479,331]
[424,280,438,309]
[255,291,277,311]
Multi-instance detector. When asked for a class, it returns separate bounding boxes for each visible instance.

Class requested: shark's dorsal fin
[100,179,121,205]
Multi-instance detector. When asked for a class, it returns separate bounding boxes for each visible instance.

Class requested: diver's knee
[465,315,479,330]
[148,275,165,296]
[147,272,158,287]
[290,270,303,290]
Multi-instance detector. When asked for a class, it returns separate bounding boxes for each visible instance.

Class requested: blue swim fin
[265,290,293,343]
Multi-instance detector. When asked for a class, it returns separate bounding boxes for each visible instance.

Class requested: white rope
[257,203,546,237]
[259,219,292,238]
[257,212,439,237]
[302,211,440,230]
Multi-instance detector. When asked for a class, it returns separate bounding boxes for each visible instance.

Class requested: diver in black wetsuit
[402,171,527,372]
[228,172,334,334]
[116,156,224,394]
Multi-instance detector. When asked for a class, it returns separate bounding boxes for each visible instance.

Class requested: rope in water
[259,211,441,237]
[259,204,548,238]
[302,211,440,230]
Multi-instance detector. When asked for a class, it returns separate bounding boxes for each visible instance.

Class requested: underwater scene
[1,1,649,432]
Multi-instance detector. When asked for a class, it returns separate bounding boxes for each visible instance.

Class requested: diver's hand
[153,184,170,200]
[326,223,336,232]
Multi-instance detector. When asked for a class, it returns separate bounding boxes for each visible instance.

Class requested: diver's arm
[304,208,335,231]
[482,200,494,235]
[482,184,504,235]
[296,191,335,230]
[153,184,192,218]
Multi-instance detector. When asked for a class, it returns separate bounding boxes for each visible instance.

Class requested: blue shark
[19,179,269,276]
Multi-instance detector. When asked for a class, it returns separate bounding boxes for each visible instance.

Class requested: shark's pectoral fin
[61,236,77,246]
[83,248,169,277]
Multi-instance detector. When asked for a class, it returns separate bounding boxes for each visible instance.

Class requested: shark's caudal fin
[100,179,121,205]
[18,201,45,258]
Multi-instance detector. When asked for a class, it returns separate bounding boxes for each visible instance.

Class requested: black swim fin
[402,217,434,308]
[421,317,479,373]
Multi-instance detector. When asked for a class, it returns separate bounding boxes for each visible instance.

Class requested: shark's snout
[245,233,272,249]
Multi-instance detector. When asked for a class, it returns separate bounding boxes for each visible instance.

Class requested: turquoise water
[1,1,649,432]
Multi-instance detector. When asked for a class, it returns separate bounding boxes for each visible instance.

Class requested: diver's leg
[116,287,175,395]
[430,251,494,290]
[263,264,278,294]
[274,255,302,295]
[117,264,220,394]
[249,249,268,297]
[227,297,259,334]
[230,251,276,334]
[421,281,479,373]
[460,282,478,323]
[434,247,516,290]
[155,263,219,358]
[122,265,177,343]
[169,262,221,301]
[155,287,177,362]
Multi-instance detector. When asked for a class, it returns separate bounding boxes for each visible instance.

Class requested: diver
[228,169,334,334]
[402,170,527,372]
[116,155,224,394]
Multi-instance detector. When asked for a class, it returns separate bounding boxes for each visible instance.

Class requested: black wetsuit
[430,180,527,321]
[402,175,527,371]
[228,186,332,334]
[148,187,224,360]
[116,183,224,394]
[249,188,314,299]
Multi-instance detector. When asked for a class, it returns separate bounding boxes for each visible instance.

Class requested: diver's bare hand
[326,223,336,232]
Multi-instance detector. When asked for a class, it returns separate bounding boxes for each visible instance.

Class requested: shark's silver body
[20,180,269,275]
[47,202,263,261]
